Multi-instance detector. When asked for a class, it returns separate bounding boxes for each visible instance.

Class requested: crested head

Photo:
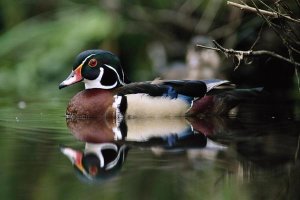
[59,50,130,90]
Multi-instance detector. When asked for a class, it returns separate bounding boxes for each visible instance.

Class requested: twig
[197,40,300,68]
[252,0,300,91]
[291,46,300,55]
[295,68,300,93]
[249,22,265,50]
[228,1,279,18]
[259,0,300,23]
[250,0,293,57]
[196,44,221,52]
[287,47,300,92]
[295,134,300,161]
[227,1,300,23]
[296,0,300,9]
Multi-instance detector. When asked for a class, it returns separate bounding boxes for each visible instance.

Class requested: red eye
[88,59,97,67]
[89,165,98,176]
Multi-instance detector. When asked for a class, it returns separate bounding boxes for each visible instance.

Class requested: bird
[59,49,260,120]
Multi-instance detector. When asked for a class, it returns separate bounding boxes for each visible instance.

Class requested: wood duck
[59,50,258,119]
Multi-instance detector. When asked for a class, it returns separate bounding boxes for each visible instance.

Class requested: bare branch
[296,0,300,9]
[197,40,300,68]
[196,44,220,52]
[228,1,279,18]
[250,0,292,52]
[227,1,300,23]
[249,22,265,50]
[295,68,300,92]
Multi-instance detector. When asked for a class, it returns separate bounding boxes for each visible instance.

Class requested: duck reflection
[61,113,300,185]
[66,116,231,143]
[60,143,128,182]
[61,117,227,182]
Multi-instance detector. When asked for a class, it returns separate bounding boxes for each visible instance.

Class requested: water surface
[0,97,300,200]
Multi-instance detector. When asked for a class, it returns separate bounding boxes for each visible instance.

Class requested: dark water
[1,96,300,200]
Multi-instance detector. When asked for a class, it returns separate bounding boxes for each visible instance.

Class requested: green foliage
[0,5,121,98]
[0,1,300,199]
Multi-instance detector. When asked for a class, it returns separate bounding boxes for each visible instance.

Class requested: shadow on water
[1,96,300,199]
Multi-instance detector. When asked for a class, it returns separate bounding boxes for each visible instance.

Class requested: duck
[59,50,259,119]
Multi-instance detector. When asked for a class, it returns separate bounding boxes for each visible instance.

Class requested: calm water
[0,95,300,200]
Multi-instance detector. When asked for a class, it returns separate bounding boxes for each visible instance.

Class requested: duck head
[60,143,128,183]
[59,50,130,89]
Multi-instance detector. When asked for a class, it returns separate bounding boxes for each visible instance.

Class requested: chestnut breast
[66,89,115,118]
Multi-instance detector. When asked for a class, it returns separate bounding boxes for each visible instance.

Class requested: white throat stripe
[104,64,125,86]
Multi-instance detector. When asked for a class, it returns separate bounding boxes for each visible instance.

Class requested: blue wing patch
[163,86,194,104]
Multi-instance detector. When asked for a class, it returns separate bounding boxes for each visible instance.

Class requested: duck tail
[212,87,265,115]
[188,87,264,116]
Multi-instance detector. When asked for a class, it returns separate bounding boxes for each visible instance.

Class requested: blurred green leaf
[0,5,122,97]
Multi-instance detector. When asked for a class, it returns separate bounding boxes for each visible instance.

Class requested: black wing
[159,80,207,97]
[116,80,209,98]
[116,81,169,96]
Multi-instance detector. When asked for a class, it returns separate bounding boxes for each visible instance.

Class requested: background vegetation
[1,0,299,100]
[1,1,300,199]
